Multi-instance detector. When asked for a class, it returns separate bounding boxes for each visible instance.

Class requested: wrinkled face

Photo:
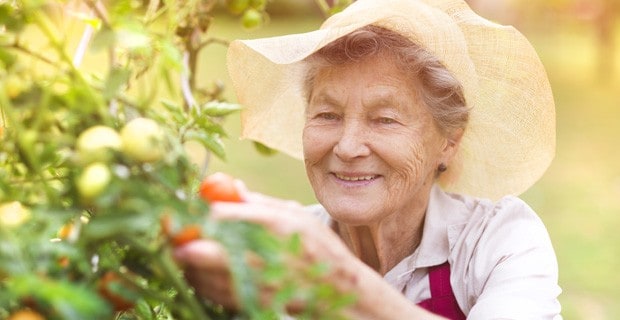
[303,54,451,226]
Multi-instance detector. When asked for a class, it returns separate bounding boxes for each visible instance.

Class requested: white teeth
[335,174,375,181]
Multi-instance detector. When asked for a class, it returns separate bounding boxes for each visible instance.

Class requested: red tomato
[198,172,242,203]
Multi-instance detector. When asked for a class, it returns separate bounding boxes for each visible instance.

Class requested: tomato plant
[0,0,354,319]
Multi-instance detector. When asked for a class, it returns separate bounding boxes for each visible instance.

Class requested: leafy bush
[0,0,351,319]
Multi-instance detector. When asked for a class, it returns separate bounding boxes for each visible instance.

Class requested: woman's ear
[439,128,464,166]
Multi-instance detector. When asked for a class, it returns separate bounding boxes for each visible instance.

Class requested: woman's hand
[173,186,443,319]
[173,186,360,312]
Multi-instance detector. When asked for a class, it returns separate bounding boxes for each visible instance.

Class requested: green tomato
[227,0,250,15]
[250,0,266,10]
[77,163,112,200]
[4,76,25,99]
[0,201,31,228]
[120,117,165,163]
[76,125,121,164]
[241,8,262,29]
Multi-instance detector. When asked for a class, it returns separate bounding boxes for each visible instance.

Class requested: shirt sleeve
[463,196,562,320]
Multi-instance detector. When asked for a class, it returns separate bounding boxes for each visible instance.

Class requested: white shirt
[309,184,562,319]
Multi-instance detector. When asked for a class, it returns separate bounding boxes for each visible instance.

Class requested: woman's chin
[323,202,383,226]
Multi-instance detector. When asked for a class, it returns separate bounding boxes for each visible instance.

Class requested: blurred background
[202,0,620,318]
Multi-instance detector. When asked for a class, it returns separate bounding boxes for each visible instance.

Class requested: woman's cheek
[303,125,333,160]
[383,141,428,192]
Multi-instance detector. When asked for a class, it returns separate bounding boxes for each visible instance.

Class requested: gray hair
[304,25,469,138]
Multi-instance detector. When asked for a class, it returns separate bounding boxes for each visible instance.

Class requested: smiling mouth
[334,173,379,181]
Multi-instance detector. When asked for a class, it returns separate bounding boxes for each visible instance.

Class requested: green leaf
[201,101,242,117]
[116,27,151,50]
[158,39,183,72]
[103,67,131,100]
[81,209,153,240]
[253,141,278,156]
[6,274,112,320]
[133,299,156,319]
[0,48,17,70]
[91,27,116,52]
[0,3,26,32]
[185,131,226,160]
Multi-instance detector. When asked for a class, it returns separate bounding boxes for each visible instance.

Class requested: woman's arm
[173,195,443,319]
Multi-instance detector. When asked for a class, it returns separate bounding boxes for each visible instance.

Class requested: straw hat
[226,0,555,200]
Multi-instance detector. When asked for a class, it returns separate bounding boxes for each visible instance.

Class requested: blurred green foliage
[0,0,354,319]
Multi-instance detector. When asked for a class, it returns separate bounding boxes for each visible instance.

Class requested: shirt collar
[309,184,472,274]
[383,184,471,289]
[411,184,471,268]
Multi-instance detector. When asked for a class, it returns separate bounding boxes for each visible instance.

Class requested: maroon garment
[417,262,466,319]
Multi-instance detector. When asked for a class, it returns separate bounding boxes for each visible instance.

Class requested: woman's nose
[333,121,371,160]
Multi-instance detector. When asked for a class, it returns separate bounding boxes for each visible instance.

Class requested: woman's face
[303,53,453,226]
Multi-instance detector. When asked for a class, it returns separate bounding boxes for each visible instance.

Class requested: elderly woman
[174,0,562,318]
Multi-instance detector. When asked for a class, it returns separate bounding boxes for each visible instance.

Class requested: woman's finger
[209,202,314,236]
[240,189,304,210]
[173,239,229,269]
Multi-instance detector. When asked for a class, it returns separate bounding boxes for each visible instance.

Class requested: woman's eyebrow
[309,91,343,108]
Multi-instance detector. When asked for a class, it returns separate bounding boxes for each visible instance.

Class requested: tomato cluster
[74,118,167,202]
[226,0,266,29]
[161,172,242,247]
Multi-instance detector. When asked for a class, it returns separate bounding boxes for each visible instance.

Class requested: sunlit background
[200,1,620,319]
[35,0,619,318]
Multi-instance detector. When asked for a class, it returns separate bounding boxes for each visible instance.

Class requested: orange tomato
[160,215,201,247]
[57,223,73,240]
[8,309,45,320]
[198,172,242,203]
[58,256,70,268]
[171,225,201,247]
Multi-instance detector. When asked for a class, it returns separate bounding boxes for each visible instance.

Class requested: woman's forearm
[335,257,444,319]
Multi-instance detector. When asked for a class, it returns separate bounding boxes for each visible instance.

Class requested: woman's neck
[336,204,426,275]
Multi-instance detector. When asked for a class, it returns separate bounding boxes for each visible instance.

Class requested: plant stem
[156,247,212,320]
[119,236,210,319]
[3,42,57,67]
[181,52,197,110]
[314,0,331,17]
[196,38,230,52]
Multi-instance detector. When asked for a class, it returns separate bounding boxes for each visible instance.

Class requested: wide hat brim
[226,0,555,200]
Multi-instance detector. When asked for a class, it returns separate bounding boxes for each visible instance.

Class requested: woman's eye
[317,112,339,120]
[377,117,396,124]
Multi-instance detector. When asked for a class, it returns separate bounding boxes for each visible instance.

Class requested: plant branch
[156,247,212,320]
[3,42,57,67]
[314,0,331,18]
[196,37,230,52]
[181,51,197,110]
